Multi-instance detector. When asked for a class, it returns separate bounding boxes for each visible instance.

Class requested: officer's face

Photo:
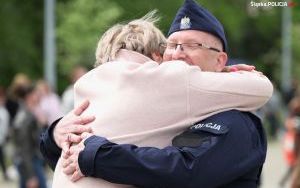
[163,30,227,72]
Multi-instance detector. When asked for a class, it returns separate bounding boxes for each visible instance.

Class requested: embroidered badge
[180,16,191,29]
[190,122,229,134]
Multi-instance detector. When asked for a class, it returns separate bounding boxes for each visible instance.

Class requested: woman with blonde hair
[44,10,273,188]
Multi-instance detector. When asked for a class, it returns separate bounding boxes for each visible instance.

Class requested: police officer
[40,0,268,187]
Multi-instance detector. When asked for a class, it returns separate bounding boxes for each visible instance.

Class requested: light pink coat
[52,50,273,188]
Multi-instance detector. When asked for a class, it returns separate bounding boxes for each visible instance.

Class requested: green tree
[0,0,299,94]
[0,0,43,86]
[56,0,122,92]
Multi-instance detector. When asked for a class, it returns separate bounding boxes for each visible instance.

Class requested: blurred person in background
[280,95,300,187]
[262,82,283,140]
[286,96,300,188]
[292,160,300,188]
[13,84,47,188]
[36,80,63,127]
[5,73,31,131]
[0,86,9,181]
[283,79,299,106]
[61,66,87,114]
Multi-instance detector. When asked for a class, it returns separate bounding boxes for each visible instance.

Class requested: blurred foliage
[0,0,299,94]
[0,0,43,86]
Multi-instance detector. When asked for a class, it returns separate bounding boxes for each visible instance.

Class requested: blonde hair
[8,73,31,99]
[95,10,166,66]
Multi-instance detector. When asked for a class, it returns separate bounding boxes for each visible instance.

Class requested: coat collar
[115,49,152,64]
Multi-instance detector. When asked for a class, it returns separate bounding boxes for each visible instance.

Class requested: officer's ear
[215,52,228,72]
[151,52,163,63]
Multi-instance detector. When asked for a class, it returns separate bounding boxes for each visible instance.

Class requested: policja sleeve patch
[190,122,229,134]
[172,121,229,148]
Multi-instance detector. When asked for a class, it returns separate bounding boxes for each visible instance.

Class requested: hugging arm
[40,65,272,171]
[187,67,273,118]
[39,100,94,170]
[74,111,265,187]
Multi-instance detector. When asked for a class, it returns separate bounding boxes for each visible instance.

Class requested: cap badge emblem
[180,16,191,29]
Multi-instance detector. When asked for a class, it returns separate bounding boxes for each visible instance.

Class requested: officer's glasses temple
[159,42,221,52]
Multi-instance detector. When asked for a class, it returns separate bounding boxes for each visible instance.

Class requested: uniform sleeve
[188,68,273,120]
[78,111,266,188]
[39,118,62,170]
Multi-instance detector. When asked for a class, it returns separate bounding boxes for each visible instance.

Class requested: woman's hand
[62,132,93,182]
[53,100,95,153]
[222,64,255,72]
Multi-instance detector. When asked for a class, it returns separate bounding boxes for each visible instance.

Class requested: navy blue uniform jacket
[40,110,266,188]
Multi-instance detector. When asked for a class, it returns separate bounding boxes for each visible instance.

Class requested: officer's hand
[62,132,93,182]
[53,100,95,153]
[222,64,255,72]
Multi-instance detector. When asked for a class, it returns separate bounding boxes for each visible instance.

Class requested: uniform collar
[115,49,152,64]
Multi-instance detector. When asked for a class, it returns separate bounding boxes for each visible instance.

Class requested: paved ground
[0,139,293,188]
[261,139,292,188]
